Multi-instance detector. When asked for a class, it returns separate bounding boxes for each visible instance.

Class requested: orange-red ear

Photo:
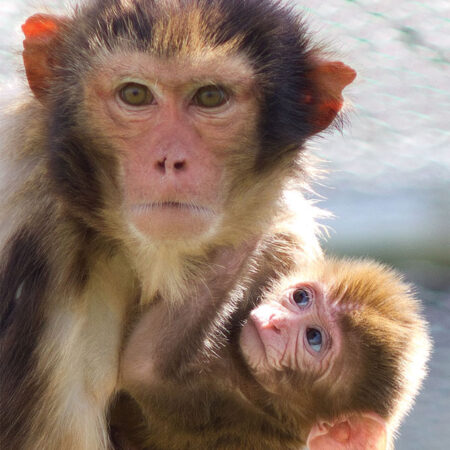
[306,61,356,135]
[307,412,387,450]
[22,14,68,99]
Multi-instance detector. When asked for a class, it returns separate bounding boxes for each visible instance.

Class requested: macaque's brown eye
[119,83,153,106]
[194,85,228,108]
[292,288,312,307]
[306,328,322,352]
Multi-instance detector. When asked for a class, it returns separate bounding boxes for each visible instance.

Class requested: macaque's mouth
[245,317,265,348]
[130,202,214,216]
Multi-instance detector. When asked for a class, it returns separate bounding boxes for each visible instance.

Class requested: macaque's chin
[240,321,282,393]
[128,202,218,240]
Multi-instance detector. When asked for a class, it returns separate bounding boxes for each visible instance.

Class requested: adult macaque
[113,257,431,450]
[0,0,355,448]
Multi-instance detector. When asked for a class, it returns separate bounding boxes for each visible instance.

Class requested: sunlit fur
[324,259,431,449]
[111,256,431,449]
[262,258,431,449]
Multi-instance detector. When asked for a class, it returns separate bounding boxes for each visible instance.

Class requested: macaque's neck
[130,227,271,304]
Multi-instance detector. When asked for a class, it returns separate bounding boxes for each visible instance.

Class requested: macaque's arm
[120,243,255,387]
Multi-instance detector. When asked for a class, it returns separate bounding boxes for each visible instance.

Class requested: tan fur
[111,256,431,450]
[23,256,134,450]
[263,258,431,448]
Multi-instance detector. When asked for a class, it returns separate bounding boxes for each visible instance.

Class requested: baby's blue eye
[306,328,322,352]
[293,288,312,307]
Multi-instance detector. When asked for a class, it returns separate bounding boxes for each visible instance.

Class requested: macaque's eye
[306,328,322,352]
[119,83,154,106]
[193,85,228,108]
[292,288,313,308]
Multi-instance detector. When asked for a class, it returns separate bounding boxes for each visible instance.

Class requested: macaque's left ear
[307,412,388,450]
[306,61,356,135]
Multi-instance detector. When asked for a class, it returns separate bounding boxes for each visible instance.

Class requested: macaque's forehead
[90,51,255,92]
[58,0,315,163]
[147,3,242,57]
[82,0,250,58]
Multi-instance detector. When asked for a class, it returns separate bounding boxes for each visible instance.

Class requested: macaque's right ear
[307,413,388,450]
[22,14,69,99]
[306,61,356,135]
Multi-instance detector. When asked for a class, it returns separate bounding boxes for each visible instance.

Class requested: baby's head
[240,258,431,449]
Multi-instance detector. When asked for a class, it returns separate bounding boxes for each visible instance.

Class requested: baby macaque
[111,256,431,450]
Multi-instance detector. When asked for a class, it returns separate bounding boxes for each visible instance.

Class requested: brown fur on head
[305,259,431,446]
[243,257,430,448]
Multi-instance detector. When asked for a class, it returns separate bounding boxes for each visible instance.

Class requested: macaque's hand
[121,239,258,386]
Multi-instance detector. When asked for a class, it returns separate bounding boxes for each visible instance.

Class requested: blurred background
[293,3,449,449]
[0,1,448,448]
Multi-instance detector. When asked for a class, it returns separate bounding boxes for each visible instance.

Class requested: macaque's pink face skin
[85,53,258,241]
[240,282,342,384]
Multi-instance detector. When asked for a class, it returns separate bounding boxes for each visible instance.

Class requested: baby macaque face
[240,282,342,383]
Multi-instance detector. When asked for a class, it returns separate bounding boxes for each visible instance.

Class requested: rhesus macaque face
[240,282,341,385]
[85,53,258,240]
[21,7,356,247]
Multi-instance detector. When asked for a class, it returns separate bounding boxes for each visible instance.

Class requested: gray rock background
[1,1,449,449]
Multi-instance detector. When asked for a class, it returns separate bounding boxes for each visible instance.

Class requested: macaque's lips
[246,315,267,347]
[130,201,214,216]
[241,316,267,357]
[128,201,217,238]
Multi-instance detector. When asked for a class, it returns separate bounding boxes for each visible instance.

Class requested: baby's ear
[307,412,387,450]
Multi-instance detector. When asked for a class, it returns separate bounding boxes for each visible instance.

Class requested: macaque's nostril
[156,158,166,172]
[155,158,186,172]
[269,314,282,333]
[174,161,186,170]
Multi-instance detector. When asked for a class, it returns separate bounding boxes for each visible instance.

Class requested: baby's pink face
[240,283,342,384]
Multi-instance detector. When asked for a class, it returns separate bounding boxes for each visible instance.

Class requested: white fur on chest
[28,258,133,450]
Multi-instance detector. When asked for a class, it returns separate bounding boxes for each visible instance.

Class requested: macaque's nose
[250,305,290,333]
[258,312,287,334]
[155,156,187,174]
